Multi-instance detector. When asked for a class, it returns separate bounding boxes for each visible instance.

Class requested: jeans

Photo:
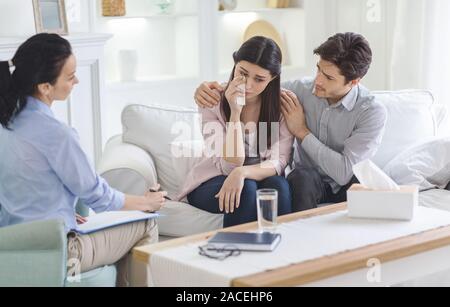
[288,167,359,212]
[188,176,292,228]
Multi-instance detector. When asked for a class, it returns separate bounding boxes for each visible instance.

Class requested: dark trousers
[288,167,359,212]
[188,176,292,228]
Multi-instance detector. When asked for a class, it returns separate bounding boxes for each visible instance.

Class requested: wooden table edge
[231,224,450,286]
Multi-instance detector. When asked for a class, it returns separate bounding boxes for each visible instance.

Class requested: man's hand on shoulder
[194,81,224,108]
[281,90,311,140]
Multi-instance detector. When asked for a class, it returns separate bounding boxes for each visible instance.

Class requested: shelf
[218,7,303,15]
[102,13,197,20]
[96,0,306,102]
[107,75,200,89]
[101,0,199,20]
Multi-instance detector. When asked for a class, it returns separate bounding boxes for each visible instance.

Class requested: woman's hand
[215,168,246,214]
[194,82,223,108]
[76,214,87,225]
[142,184,167,212]
[142,190,167,212]
[123,184,167,213]
[225,76,246,115]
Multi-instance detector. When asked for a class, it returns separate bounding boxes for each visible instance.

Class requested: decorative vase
[155,0,173,15]
[267,0,290,8]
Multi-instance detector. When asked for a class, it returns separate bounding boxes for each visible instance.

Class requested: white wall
[101,0,402,142]
[0,0,423,92]
[304,0,398,91]
[66,0,92,32]
[0,0,91,36]
[0,0,402,91]
[0,0,36,36]
[2,0,433,143]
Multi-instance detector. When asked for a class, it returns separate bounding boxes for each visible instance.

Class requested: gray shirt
[282,78,388,193]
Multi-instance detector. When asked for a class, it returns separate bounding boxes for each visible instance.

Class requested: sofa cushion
[99,135,158,196]
[122,104,203,197]
[371,90,437,168]
[419,189,450,212]
[170,140,204,189]
[384,137,450,190]
[158,201,223,237]
[433,103,450,137]
[100,134,223,237]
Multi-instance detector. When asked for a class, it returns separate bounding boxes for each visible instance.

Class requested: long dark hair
[222,36,282,149]
[0,33,72,129]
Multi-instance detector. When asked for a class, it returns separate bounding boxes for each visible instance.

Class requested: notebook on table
[207,232,282,252]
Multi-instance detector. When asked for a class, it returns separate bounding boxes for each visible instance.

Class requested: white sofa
[98,90,450,238]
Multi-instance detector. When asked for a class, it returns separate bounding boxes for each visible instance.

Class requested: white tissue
[236,83,246,106]
[353,160,400,190]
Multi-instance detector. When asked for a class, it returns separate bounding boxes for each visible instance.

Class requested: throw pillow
[383,137,450,191]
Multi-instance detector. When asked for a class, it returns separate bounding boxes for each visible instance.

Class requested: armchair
[0,218,116,287]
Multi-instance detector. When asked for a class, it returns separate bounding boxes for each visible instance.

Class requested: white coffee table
[134,203,450,287]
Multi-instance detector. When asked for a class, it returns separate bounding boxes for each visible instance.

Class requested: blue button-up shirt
[0,97,124,232]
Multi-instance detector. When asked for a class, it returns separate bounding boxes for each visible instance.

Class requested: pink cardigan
[176,102,294,201]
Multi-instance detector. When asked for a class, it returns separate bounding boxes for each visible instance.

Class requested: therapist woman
[0,33,166,286]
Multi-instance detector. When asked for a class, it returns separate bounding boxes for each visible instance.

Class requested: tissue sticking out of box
[236,77,246,106]
[353,160,400,191]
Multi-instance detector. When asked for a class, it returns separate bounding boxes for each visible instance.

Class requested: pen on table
[149,188,172,201]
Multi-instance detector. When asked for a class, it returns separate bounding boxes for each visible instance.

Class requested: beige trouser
[67,219,158,287]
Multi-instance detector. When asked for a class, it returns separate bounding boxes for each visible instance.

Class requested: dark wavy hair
[314,32,372,83]
[0,33,72,129]
[222,36,282,149]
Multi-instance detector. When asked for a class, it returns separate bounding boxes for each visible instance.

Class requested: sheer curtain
[390,0,450,106]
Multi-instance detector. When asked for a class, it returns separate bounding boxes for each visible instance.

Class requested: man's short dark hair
[314,32,372,83]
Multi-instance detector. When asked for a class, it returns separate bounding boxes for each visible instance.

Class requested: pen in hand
[149,187,171,201]
[143,185,170,213]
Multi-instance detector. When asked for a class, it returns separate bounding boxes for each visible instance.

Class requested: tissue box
[347,184,418,221]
